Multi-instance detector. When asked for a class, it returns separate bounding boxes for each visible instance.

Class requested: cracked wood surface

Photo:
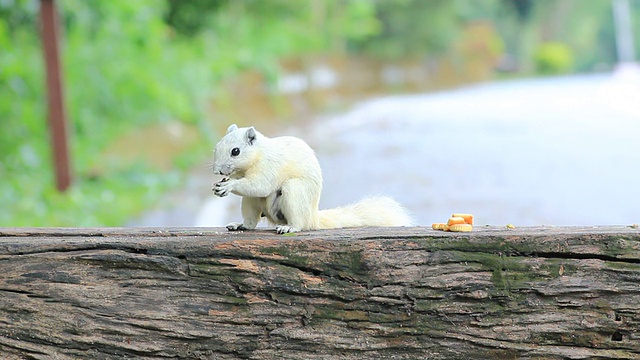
[0,226,639,359]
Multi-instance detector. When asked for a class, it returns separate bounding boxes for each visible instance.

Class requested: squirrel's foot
[226,222,247,231]
[275,225,299,234]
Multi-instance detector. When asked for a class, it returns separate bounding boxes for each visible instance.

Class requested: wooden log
[0,226,639,359]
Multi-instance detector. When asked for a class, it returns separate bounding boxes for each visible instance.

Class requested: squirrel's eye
[231,147,240,156]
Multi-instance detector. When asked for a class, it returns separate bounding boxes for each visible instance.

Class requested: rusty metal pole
[40,0,72,191]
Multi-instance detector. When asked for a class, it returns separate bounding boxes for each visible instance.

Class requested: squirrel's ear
[226,124,238,134]
[246,127,257,145]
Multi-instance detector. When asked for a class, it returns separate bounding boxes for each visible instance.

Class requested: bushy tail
[316,196,414,229]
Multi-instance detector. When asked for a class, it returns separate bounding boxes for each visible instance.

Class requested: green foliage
[165,0,227,36]
[534,42,575,75]
[563,1,616,71]
[351,0,458,59]
[502,0,535,22]
[199,0,379,76]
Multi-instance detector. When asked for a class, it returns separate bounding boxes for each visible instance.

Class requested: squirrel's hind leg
[275,178,320,233]
[226,196,262,231]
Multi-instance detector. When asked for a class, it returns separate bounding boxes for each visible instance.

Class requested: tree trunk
[1,226,638,359]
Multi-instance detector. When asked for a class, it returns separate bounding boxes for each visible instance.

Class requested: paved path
[138,70,640,227]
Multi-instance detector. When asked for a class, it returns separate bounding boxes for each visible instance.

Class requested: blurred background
[1,0,639,227]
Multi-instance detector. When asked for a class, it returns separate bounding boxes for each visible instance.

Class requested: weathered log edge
[1,226,639,359]
[2,225,639,262]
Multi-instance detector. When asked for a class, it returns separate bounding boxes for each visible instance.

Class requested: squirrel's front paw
[213,178,232,197]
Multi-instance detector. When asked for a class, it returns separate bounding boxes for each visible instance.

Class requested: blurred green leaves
[355,0,458,58]
[535,42,574,74]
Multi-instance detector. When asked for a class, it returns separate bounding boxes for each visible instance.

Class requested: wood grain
[1,226,639,359]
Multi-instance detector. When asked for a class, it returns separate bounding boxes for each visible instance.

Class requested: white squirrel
[211,124,414,233]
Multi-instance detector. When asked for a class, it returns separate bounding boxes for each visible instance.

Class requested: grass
[1,149,204,227]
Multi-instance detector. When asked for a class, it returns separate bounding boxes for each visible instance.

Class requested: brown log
[0,226,639,359]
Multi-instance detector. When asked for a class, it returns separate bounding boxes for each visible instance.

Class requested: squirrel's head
[212,124,261,176]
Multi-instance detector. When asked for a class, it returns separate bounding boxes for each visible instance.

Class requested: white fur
[212,124,413,233]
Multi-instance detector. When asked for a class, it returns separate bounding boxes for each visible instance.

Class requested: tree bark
[1,226,639,359]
